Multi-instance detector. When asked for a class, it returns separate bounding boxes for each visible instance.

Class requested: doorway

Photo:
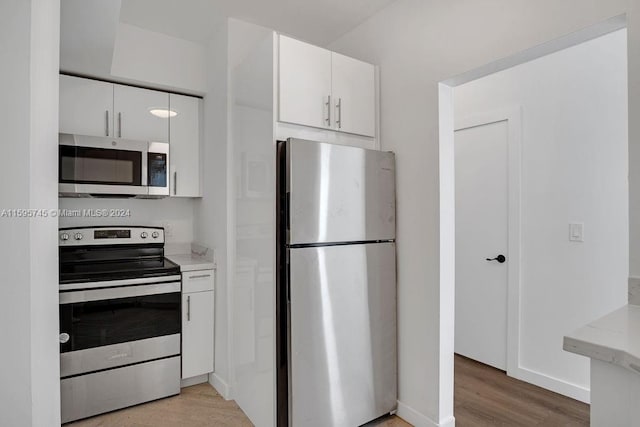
[442,19,629,411]
[454,111,521,372]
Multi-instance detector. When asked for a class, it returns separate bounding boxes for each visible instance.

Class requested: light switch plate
[569,223,584,242]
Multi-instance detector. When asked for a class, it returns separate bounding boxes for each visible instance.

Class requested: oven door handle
[59,275,182,291]
[59,281,181,305]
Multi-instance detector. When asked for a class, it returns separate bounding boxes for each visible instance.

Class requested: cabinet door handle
[325,95,331,126]
[105,110,110,136]
[174,171,177,195]
[336,98,342,129]
[188,274,211,280]
[187,295,191,321]
[118,112,122,137]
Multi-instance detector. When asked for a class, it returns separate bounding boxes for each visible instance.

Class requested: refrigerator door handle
[285,251,291,303]
[286,192,291,231]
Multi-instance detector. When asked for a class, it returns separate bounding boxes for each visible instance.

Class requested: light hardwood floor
[455,354,590,426]
[68,357,588,427]
[68,383,252,427]
[67,383,409,427]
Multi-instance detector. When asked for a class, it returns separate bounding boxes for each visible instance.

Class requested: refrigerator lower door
[289,242,397,427]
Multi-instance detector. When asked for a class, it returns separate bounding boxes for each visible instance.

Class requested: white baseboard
[396,401,455,427]
[511,366,590,403]
[181,374,209,388]
[209,372,232,400]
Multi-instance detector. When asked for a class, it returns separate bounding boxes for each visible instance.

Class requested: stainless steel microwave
[58,133,169,198]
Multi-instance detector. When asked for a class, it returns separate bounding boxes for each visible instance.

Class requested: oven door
[59,280,181,377]
[59,133,148,196]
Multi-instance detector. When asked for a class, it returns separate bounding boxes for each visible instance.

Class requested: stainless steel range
[58,226,181,424]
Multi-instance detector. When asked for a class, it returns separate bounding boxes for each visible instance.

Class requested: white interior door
[455,119,509,370]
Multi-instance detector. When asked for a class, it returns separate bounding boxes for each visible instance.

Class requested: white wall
[58,198,196,252]
[111,23,207,95]
[60,1,207,95]
[454,29,628,399]
[194,20,233,396]
[194,22,279,426]
[0,0,61,425]
[29,0,62,423]
[59,0,121,80]
[228,20,276,426]
[329,1,634,425]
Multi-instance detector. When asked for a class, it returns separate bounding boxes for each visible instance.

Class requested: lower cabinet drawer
[182,270,215,293]
[61,356,181,423]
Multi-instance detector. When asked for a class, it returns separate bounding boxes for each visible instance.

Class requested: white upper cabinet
[278,35,377,137]
[279,35,332,130]
[113,84,169,142]
[60,75,203,197]
[60,75,170,143]
[331,52,376,137]
[169,94,202,197]
[59,75,114,137]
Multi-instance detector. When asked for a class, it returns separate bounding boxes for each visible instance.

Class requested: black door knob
[486,254,506,263]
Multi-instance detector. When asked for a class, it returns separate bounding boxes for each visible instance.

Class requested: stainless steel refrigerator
[277,138,397,427]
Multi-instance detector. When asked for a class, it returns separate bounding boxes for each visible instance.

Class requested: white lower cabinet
[182,270,215,379]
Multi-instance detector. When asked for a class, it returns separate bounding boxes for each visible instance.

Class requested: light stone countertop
[563,304,640,376]
[166,253,216,272]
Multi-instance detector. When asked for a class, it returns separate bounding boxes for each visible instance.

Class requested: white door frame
[438,18,626,411]
[454,107,522,376]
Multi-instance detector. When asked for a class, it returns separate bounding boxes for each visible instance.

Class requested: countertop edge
[564,304,640,376]
[166,254,216,272]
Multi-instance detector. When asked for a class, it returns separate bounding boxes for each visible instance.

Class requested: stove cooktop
[58,226,180,285]
[59,257,180,284]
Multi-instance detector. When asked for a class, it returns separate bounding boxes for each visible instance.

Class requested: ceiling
[119,0,396,46]
[60,0,395,93]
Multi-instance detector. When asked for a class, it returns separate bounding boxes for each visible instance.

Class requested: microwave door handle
[174,171,177,195]
[141,149,148,187]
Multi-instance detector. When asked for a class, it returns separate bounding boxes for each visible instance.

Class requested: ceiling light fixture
[149,108,178,118]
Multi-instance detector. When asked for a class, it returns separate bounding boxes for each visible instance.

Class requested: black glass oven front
[59,291,180,353]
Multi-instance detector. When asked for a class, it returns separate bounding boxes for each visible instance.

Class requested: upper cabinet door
[331,53,376,137]
[59,75,114,137]
[279,35,332,130]
[113,84,169,142]
[169,94,202,197]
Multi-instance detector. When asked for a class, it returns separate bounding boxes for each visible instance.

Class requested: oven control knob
[74,233,83,241]
[140,232,148,239]
[152,231,160,239]
[60,233,70,241]
[59,333,70,344]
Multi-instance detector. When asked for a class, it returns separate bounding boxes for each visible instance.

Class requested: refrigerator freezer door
[289,242,397,427]
[287,139,395,245]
